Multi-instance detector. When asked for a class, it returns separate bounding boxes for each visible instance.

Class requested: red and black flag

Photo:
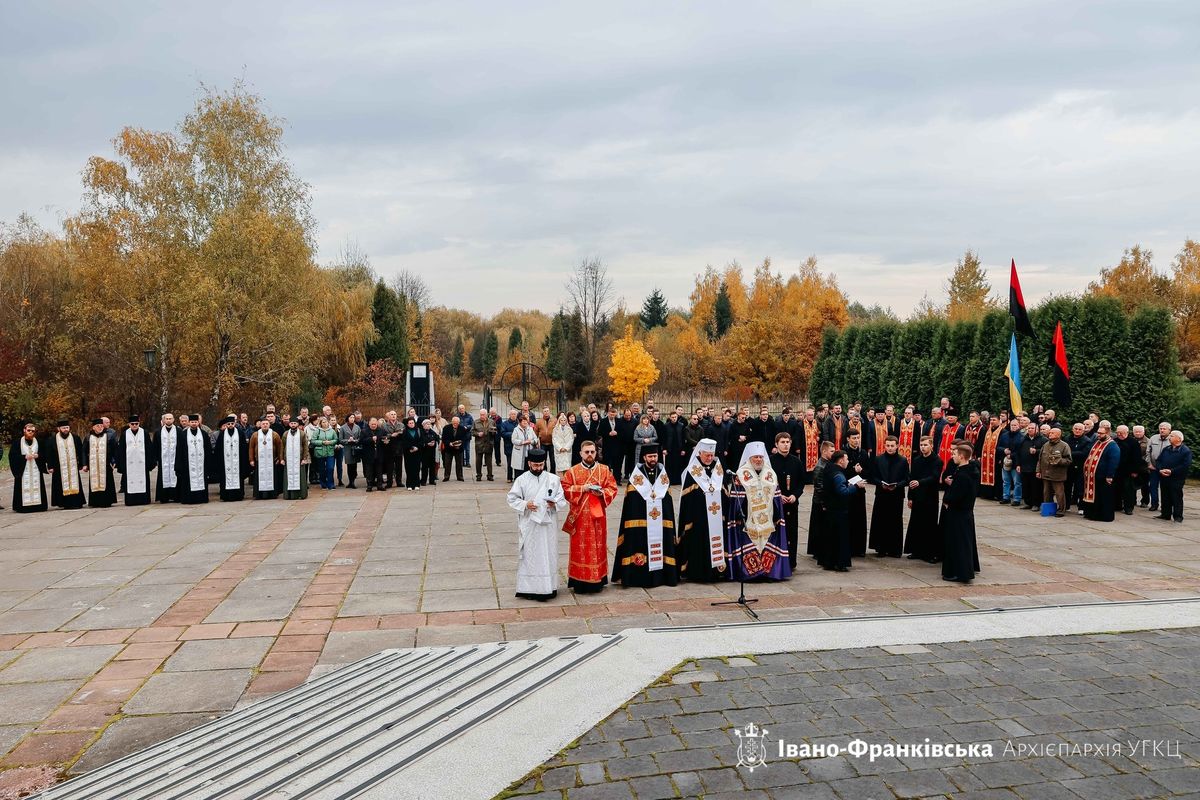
[1049,321,1071,406]
[1009,259,1036,338]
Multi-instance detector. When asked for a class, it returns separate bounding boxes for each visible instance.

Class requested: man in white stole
[611,449,679,588]
[678,438,728,582]
[178,417,210,504]
[85,418,117,508]
[506,449,565,601]
[10,422,48,513]
[283,418,309,500]
[214,416,248,501]
[118,415,154,506]
[726,441,792,581]
[48,419,86,510]
[248,418,282,499]
[155,413,184,503]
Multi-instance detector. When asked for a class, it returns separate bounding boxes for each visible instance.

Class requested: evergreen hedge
[808,298,1179,426]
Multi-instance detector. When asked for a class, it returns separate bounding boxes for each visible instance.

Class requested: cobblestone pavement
[0,477,1197,795]
[499,628,1200,799]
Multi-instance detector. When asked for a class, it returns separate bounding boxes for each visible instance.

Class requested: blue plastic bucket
[1040,502,1057,516]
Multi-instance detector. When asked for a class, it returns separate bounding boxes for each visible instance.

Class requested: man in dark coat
[941,443,980,583]
[1114,425,1145,516]
[770,431,805,569]
[806,440,835,558]
[819,449,858,572]
[1016,421,1046,510]
[843,430,869,557]
[905,436,941,562]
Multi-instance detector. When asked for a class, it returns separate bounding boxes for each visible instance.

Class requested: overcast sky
[3,1,1198,315]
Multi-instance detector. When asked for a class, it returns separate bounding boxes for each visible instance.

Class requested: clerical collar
[582,460,596,468]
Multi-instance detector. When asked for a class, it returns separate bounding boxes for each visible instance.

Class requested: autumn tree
[639,287,669,330]
[564,256,615,377]
[1088,245,1172,314]
[68,83,328,415]
[945,249,993,323]
[1172,239,1200,362]
[321,243,379,385]
[607,325,660,403]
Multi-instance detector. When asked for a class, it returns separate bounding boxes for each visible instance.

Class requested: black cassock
[941,461,980,582]
[117,429,156,506]
[843,447,869,557]
[213,429,250,501]
[819,471,854,570]
[176,429,212,504]
[868,452,909,557]
[611,465,679,588]
[154,426,187,503]
[10,436,49,513]
[904,453,941,562]
[770,452,805,569]
[85,432,117,508]
[806,458,829,557]
[677,463,729,583]
[46,432,87,509]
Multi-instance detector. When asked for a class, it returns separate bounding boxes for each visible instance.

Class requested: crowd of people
[5,399,1193,598]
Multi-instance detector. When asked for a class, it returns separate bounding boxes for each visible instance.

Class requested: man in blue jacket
[1154,431,1192,523]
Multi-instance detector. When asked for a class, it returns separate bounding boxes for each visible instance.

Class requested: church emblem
[708,502,721,515]
[734,723,769,771]
[632,474,644,486]
[649,507,661,520]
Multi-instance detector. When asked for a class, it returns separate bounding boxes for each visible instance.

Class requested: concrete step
[37,633,624,800]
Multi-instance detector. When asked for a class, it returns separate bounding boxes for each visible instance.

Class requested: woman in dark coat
[401,418,423,490]
[420,419,440,486]
[941,443,981,583]
[904,436,942,563]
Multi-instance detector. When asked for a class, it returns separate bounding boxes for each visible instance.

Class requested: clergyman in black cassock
[117,416,155,506]
[214,416,250,501]
[843,433,869,557]
[177,421,212,504]
[806,442,835,558]
[818,450,858,571]
[677,439,729,583]
[10,423,48,513]
[46,420,87,510]
[904,438,941,562]
[611,450,678,588]
[85,419,117,508]
[941,445,981,583]
[154,416,186,503]
[868,437,909,558]
[770,432,805,569]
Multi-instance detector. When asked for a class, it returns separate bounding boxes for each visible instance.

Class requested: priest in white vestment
[117,415,155,506]
[10,421,48,513]
[506,448,566,601]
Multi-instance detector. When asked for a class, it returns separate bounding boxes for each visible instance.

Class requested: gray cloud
[3,0,1199,316]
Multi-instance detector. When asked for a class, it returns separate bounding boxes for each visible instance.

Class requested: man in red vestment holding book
[560,440,618,593]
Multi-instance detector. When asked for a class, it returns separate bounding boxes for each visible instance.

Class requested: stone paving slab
[498,628,1200,799]
[0,476,1196,796]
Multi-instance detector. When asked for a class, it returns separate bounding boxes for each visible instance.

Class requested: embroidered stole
[223,432,241,489]
[738,465,777,553]
[88,434,107,492]
[1082,439,1112,503]
[160,427,178,488]
[898,419,916,462]
[630,465,669,571]
[689,461,726,568]
[937,423,961,468]
[20,438,42,506]
[257,431,275,491]
[802,420,819,471]
[56,434,81,496]
[125,430,148,495]
[186,431,206,491]
[980,425,1002,484]
[286,431,302,491]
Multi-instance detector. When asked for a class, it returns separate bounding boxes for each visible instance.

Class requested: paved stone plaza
[499,628,1200,799]
[0,477,1197,795]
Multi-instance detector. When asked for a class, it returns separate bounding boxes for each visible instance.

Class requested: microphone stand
[712,580,759,620]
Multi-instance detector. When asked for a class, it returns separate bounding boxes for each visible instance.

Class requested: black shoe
[1157,515,1171,520]
[1148,505,1158,512]
[1124,510,1134,515]
[1139,501,1148,508]
[1174,519,1183,524]
[348,482,356,489]
[366,487,374,493]
[337,481,344,487]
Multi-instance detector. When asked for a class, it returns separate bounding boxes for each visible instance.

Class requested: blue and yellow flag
[1004,333,1023,415]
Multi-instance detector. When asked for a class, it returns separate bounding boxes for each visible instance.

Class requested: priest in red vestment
[560,440,618,593]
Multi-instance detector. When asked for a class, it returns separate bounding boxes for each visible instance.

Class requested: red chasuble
[802,419,819,471]
[873,420,889,456]
[560,462,618,585]
[980,424,1002,485]
[898,419,916,463]
[937,423,962,470]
